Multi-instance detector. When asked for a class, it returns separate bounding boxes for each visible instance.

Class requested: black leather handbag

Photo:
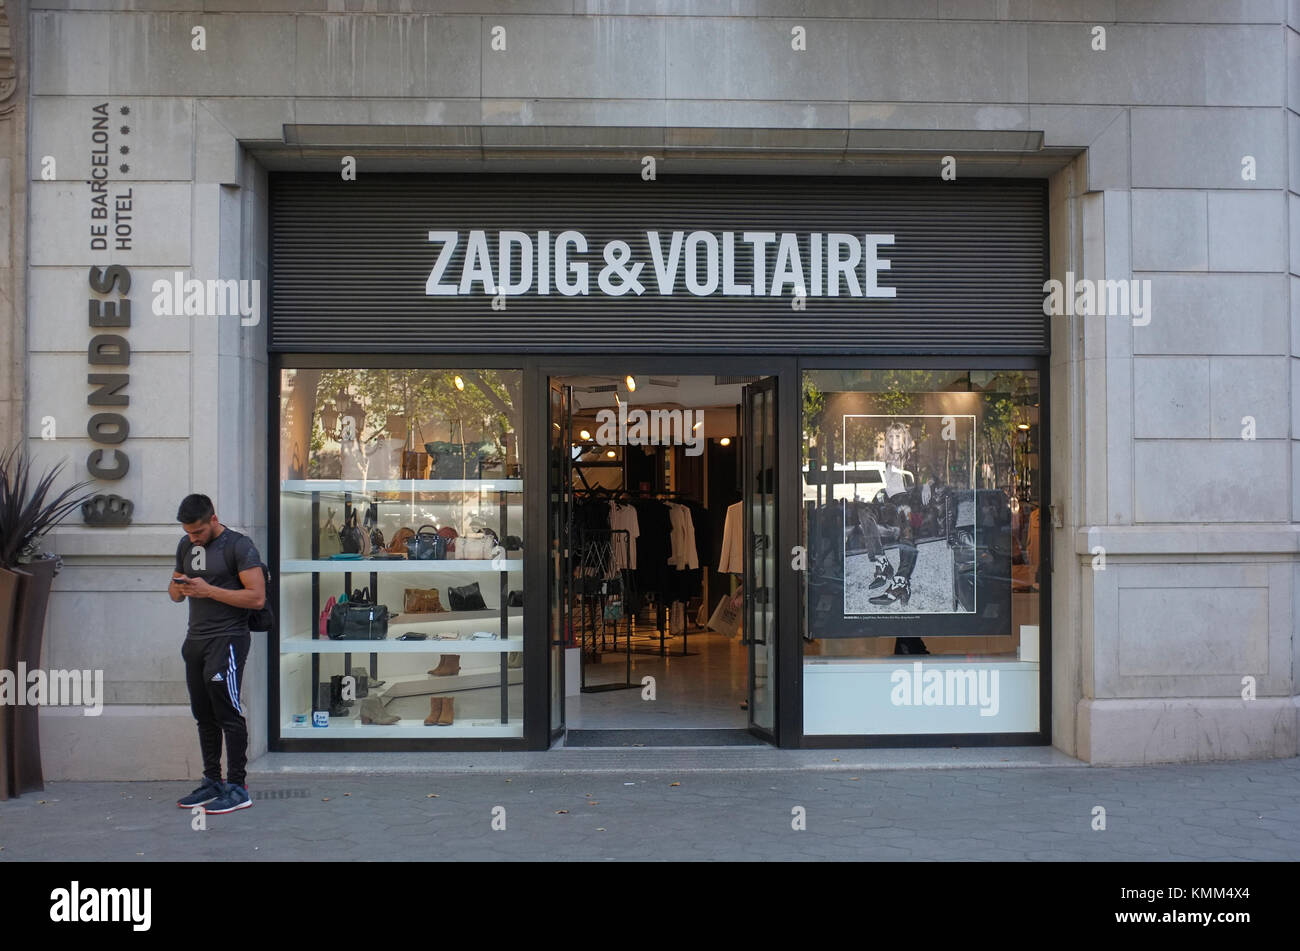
[406,524,448,561]
[327,588,391,640]
[506,590,523,607]
[447,582,487,611]
[340,509,367,555]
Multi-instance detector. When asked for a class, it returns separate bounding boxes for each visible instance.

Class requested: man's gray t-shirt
[175,527,261,639]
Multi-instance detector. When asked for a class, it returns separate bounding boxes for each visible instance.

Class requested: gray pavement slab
[0,753,1296,862]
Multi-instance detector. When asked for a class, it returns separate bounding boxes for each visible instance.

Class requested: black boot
[869,555,894,590]
[870,575,911,606]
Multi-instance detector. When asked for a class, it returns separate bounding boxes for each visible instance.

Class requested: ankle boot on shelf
[428,654,461,677]
[436,696,455,726]
[360,696,399,725]
[424,696,444,726]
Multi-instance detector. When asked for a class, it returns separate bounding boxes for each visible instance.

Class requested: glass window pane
[801,368,1043,736]
[278,368,525,739]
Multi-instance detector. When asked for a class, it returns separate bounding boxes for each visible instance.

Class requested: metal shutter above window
[269,174,1047,355]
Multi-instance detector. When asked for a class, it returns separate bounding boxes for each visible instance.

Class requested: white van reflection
[802,461,914,503]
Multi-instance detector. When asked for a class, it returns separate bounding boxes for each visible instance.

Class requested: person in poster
[866,421,920,606]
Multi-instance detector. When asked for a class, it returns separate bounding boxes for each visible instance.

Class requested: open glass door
[548,381,573,740]
[743,377,778,740]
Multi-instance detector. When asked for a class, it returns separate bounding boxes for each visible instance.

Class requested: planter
[0,567,18,801]
[1,556,58,799]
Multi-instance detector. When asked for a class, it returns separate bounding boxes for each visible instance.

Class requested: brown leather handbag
[401,421,431,479]
[388,526,415,555]
[404,587,447,614]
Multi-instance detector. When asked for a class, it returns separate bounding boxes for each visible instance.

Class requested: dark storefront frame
[267,352,1050,752]
[265,172,1051,752]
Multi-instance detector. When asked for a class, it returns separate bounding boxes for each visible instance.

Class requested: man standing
[168,494,265,814]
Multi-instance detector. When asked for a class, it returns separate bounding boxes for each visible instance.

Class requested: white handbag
[457,532,493,560]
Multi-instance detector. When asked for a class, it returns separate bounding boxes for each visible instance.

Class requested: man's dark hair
[177,494,215,524]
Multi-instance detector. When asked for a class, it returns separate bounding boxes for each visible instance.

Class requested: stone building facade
[9,0,1300,775]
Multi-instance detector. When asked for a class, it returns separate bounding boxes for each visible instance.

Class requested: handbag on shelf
[403,587,447,614]
[327,591,391,641]
[318,595,337,639]
[340,508,368,556]
[437,525,458,555]
[319,508,342,557]
[506,590,523,607]
[387,527,415,555]
[401,420,431,480]
[406,524,448,561]
[447,582,487,612]
[456,532,494,560]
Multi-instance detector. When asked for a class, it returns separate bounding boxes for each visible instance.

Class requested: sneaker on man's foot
[204,781,252,814]
[177,776,223,809]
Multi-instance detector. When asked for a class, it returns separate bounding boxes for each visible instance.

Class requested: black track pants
[182,634,250,787]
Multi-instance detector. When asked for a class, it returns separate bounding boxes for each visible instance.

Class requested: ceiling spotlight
[625,375,637,392]
[454,375,465,391]
[1017,423,1031,430]
[579,429,592,440]
[692,420,703,431]
[605,449,616,458]
[720,437,731,446]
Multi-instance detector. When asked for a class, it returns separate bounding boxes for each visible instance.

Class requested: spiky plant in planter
[0,448,94,568]
[0,447,95,799]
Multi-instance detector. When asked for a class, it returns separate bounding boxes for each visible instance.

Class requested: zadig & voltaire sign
[425,230,897,298]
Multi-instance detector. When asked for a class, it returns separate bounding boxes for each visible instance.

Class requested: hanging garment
[607,500,640,571]
[667,503,699,571]
[632,498,672,596]
[718,500,745,574]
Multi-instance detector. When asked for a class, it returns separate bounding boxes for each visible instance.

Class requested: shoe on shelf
[437,697,455,726]
[204,781,252,814]
[869,576,911,606]
[424,696,444,726]
[177,775,223,809]
[428,655,460,676]
[360,695,399,725]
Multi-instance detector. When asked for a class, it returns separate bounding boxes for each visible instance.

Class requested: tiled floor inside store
[566,624,749,730]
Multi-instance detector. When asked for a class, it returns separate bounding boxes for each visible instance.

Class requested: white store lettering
[425,229,896,299]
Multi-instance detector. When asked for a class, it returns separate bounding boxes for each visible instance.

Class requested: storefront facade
[14,2,1300,775]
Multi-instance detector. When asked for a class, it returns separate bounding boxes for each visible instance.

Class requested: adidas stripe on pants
[182,633,250,787]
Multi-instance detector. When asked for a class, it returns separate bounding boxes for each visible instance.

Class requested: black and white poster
[806,401,1016,639]
[841,414,976,618]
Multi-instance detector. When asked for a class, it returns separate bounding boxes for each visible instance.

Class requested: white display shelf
[280,635,523,654]
[375,668,525,698]
[282,559,522,573]
[281,479,522,493]
[281,720,522,738]
[392,608,523,626]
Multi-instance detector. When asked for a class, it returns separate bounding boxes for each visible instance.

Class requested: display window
[276,368,524,738]
[801,368,1044,737]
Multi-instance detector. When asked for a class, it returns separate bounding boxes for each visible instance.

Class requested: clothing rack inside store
[571,486,705,657]
[572,527,637,692]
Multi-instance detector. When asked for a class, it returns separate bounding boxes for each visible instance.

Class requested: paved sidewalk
[1,754,1297,861]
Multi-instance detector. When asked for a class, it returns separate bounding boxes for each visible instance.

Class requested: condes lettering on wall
[425,230,897,299]
[86,264,131,484]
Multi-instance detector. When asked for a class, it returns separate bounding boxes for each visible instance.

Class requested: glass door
[548,381,573,739]
[743,376,778,740]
